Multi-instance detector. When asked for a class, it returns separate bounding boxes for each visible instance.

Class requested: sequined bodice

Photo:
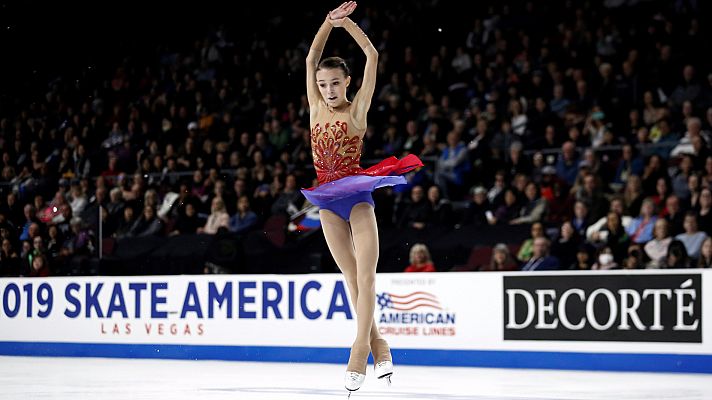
[311,120,364,185]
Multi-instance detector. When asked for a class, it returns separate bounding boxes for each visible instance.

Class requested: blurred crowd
[1,0,711,276]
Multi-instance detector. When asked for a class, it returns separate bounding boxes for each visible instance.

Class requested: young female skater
[300,1,423,394]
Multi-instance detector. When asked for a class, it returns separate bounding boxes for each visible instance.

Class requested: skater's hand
[329,1,356,27]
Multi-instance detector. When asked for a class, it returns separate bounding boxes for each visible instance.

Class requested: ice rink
[1,356,710,400]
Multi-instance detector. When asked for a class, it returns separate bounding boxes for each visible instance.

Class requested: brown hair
[317,56,350,77]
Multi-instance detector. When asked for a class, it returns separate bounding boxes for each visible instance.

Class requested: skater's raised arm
[332,10,378,129]
[306,2,357,109]
[306,16,334,108]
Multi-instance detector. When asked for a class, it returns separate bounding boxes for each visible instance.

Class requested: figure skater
[301,1,423,394]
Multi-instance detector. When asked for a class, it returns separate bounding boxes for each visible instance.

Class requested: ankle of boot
[347,344,370,374]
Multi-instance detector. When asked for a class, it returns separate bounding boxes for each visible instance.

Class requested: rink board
[0,270,710,373]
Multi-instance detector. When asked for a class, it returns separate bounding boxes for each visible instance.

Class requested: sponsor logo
[377,289,456,337]
[503,274,702,343]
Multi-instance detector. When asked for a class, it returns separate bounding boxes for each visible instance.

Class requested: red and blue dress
[301,118,422,221]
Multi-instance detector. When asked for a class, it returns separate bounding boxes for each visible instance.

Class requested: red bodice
[311,121,364,185]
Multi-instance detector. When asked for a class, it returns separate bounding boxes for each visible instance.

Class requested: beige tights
[320,202,386,373]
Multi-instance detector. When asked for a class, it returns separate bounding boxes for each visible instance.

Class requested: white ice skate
[371,338,393,385]
[344,343,370,397]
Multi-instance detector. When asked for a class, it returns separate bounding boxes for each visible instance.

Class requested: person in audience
[644,219,672,268]
[697,237,712,268]
[627,199,658,244]
[521,237,560,271]
[675,212,708,261]
[199,197,230,234]
[591,246,618,270]
[665,240,691,269]
[510,182,548,225]
[404,243,436,272]
[517,222,546,262]
[551,221,580,268]
[230,196,258,234]
[484,243,518,271]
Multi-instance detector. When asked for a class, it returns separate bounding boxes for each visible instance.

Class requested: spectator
[510,182,547,225]
[398,186,429,230]
[128,206,163,237]
[551,221,580,268]
[434,131,469,199]
[627,199,658,244]
[483,243,518,272]
[555,141,579,186]
[492,189,520,225]
[27,254,50,277]
[462,186,490,227]
[521,237,560,271]
[613,144,644,187]
[675,212,708,261]
[199,197,229,234]
[230,196,258,234]
[172,203,201,235]
[404,243,436,272]
[644,219,672,268]
[665,240,691,269]
[697,237,712,268]
[517,222,545,262]
[592,247,618,270]
[426,185,453,227]
[0,238,20,276]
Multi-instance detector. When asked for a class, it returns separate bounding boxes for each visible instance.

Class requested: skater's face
[316,68,351,108]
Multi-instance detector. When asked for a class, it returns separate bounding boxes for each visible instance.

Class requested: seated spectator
[398,186,429,230]
[171,203,201,235]
[662,195,685,236]
[551,221,581,268]
[483,243,518,271]
[622,174,644,217]
[521,237,560,271]
[199,197,229,234]
[586,197,632,240]
[572,244,593,270]
[492,189,520,225]
[623,244,646,269]
[0,238,20,276]
[626,198,658,244]
[613,144,644,187]
[462,186,490,226]
[697,237,712,268]
[434,131,469,199]
[697,188,712,235]
[555,141,579,186]
[665,240,691,269]
[571,200,591,238]
[675,212,708,260]
[115,207,137,239]
[426,185,453,227]
[591,247,618,270]
[68,182,88,216]
[671,155,694,202]
[517,222,546,262]
[128,206,163,237]
[575,173,608,222]
[58,217,94,275]
[510,182,548,225]
[230,196,258,234]
[404,243,436,272]
[27,254,50,277]
[644,219,672,268]
[271,174,302,217]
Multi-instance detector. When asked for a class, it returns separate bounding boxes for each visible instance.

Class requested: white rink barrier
[1,270,710,373]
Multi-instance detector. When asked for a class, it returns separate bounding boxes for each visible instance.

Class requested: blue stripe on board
[0,342,710,374]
